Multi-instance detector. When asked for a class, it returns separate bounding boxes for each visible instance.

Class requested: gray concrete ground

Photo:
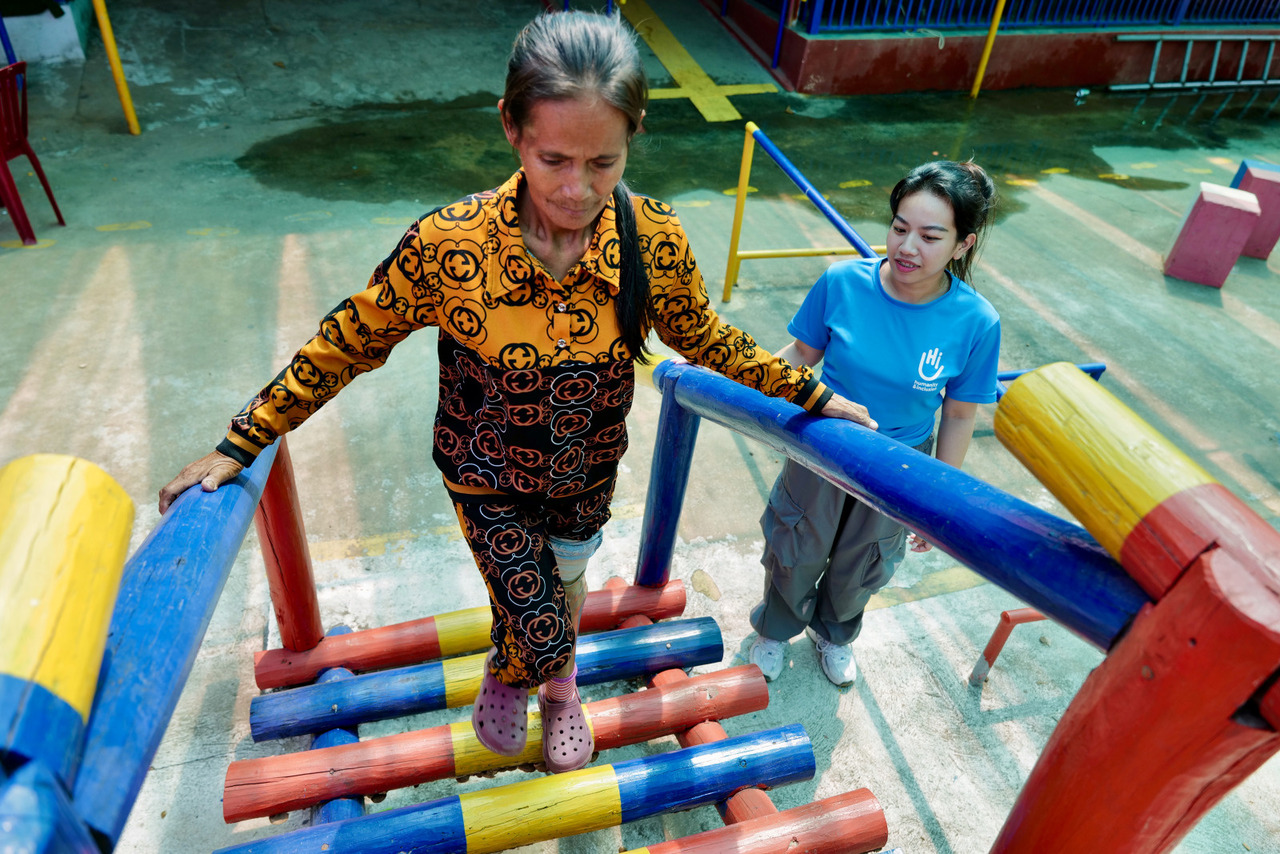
[2,1,1279,851]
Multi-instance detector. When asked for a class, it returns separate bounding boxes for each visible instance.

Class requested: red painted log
[635,789,888,854]
[254,437,324,652]
[992,548,1280,852]
[223,665,767,822]
[969,608,1047,686]
[253,580,686,689]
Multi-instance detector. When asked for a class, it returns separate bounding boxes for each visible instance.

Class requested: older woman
[159,11,873,774]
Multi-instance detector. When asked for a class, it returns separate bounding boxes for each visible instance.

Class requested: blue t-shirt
[790,257,1001,446]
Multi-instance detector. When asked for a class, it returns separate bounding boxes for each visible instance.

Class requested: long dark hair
[889,160,997,284]
[503,12,655,361]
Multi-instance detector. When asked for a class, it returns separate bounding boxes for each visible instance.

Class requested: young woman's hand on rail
[821,393,878,431]
[158,451,244,514]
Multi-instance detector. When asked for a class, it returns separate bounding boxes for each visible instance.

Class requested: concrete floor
[3,1,1280,851]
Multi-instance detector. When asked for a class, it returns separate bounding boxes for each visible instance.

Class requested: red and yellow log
[992,362,1280,853]
[253,579,686,689]
[223,664,766,822]
[623,789,887,854]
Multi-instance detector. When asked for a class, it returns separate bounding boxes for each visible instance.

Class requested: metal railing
[797,0,1280,33]
[722,122,883,302]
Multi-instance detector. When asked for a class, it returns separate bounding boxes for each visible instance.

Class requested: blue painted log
[251,617,723,741]
[0,761,100,853]
[72,443,280,848]
[635,378,702,588]
[312,626,364,825]
[641,361,1149,650]
[212,724,813,854]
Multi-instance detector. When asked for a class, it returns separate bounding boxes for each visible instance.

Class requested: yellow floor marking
[620,0,776,122]
[285,210,332,222]
[1006,178,1038,187]
[1041,167,1070,174]
[1185,167,1213,174]
[96,221,151,231]
[1209,156,1236,169]
[674,199,711,207]
[187,227,239,237]
[867,565,985,611]
[308,525,462,562]
[1130,162,1158,170]
[839,179,872,189]
[1098,173,1131,181]
[0,238,56,249]
[723,185,758,195]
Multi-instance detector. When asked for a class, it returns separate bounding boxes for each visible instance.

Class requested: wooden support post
[992,362,1280,852]
[254,436,324,652]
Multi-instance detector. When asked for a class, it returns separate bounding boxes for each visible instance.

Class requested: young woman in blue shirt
[749,161,1000,687]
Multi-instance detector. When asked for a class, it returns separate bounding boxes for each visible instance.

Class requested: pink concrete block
[1236,165,1280,259]
[1163,183,1261,288]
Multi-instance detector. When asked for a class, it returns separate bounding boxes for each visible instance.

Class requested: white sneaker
[748,635,787,681]
[807,627,857,687]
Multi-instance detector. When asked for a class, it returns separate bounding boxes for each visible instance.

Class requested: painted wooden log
[0,759,100,853]
[622,789,887,854]
[991,361,1280,853]
[643,360,1149,651]
[0,454,132,787]
[224,664,767,822]
[213,724,814,854]
[1230,159,1280,259]
[253,436,324,652]
[1163,182,1260,287]
[73,441,279,849]
[253,580,686,690]
[250,616,723,741]
[309,627,363,825]
[648,667,778,824]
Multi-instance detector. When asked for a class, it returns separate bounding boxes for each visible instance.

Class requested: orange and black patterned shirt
[219,171,829,496]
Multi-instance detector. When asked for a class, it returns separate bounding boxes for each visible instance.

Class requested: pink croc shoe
[537,684,594,773]
[471,652,529,756]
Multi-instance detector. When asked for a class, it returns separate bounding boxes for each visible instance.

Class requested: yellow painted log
[461,765,621,851]
[993,362,1214,561]
[434,607,494,657]
[0,454,133,718]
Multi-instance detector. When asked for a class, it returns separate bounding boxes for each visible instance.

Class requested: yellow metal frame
[91,0,140,134]
[722,121,884,302]
[969,0,1009,100]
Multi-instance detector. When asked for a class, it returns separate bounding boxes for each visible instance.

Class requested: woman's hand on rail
[158,451,244,515]
[821,393,877,431]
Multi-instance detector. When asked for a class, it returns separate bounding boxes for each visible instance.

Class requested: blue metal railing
[792,0,1280,33]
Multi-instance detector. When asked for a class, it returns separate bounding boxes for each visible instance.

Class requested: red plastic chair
[1,61,64,246]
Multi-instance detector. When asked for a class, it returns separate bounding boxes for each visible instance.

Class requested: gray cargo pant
[750,436,933,646]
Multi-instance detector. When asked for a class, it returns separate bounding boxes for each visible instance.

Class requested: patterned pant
[450,477,613,689]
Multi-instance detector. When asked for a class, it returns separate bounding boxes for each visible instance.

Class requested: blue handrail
[634,360,1149,652]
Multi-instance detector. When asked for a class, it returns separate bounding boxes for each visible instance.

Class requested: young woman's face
[884,191,975,291]
[503,95,631,235]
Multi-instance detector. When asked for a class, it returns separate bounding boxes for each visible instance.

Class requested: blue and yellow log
[250,616,723,741]
[213,724,814,854]
[0,454,133,786]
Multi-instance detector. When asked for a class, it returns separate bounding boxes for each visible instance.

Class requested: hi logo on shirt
[913,348,944,392]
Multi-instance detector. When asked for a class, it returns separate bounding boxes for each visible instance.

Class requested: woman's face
[502,95,632,236]
[884,190,975,291]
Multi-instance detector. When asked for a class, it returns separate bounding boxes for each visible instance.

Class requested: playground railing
[634,359,1150,651]
[722,121,882,302]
